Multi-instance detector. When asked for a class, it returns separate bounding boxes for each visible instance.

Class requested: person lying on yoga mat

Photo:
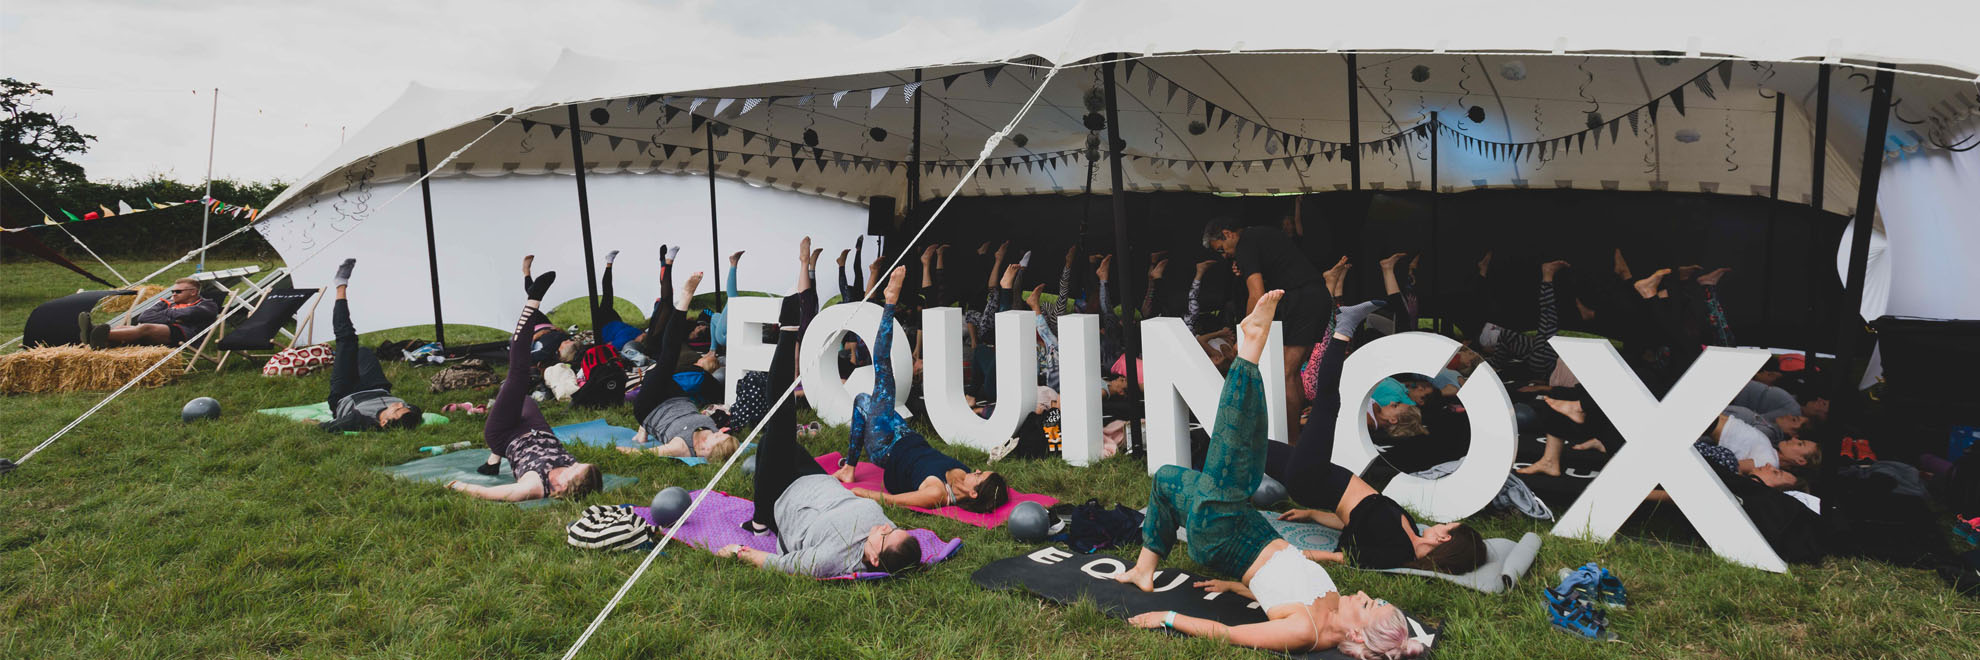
[716,296,922,577]
[448,270,604,501]
[79,277,220,349]
[617,269,742,463]
[315,260,424,432]
[1112,291,1423,659]
[827,267,1011,514]
[1272,298,1488,573]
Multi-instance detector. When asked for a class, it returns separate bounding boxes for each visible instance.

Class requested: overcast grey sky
[1,0,1075,185]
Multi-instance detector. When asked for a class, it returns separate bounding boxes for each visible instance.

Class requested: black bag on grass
[1050,499,1145,554]
[1823,463,1949,568]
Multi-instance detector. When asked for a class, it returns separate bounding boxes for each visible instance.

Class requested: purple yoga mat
[632,490,963,574]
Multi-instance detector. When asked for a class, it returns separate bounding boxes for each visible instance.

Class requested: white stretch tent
[253,0,1980,333]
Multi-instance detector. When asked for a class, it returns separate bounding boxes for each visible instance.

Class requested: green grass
[4,258,1978,659]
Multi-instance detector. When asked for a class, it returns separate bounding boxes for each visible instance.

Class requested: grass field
[3,257,1977,659]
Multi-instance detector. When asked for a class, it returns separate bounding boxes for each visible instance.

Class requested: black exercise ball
[1252,475,1289,507]
[589,107,611,125]
[1514,402,1538,433]
[1007,501,1053,542]
[740,454,758,476]
[650,486,692,526]
[181,397,221,423]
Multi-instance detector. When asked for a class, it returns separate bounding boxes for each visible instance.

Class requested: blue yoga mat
[553,419,708,466]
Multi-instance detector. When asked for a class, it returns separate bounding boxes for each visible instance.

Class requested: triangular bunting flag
[1251,123,1264,142]
[520,118,537,133]
[1304,154,1316,166]
[741,130,755,147]
[662,144,677,159]
[741,98,762,114]
[768,156,781,168]
[1186,93,1198,115]
[797,94,815,107]
[1577,131,1587,153]
[831,90,849,107]
[741,153,754,165]
[61,209,81,222]
[1123,59,1138,82]
[942,72,964,89]
[983,66,1002,87]
[43,214,55,225]
[1670,87,1686,116]
[690,97,707,114]
[714,98,735,116]
[608,136,624,151]
[1222,161,1234,173]
[1609,120,1620,143]
[870,87,889,109]
[1262,159,1273,171]
[1627,110,1640,135]
[117,201,135,215]
[903,81,921,103]
[100,205,115,217]
[583,131,598,146]
[1694,76,1716,100]
[690,147,703,157]
[1649,98,1661,123]
[1145,69,1157,96]
[1165,81,1180,105]
[1215,107,1232,130]
[663,105,681,124]
[792,158,804,173]
[791,142,804,157]
[690,115,706,132]
[1718,60,1734,89]
[550,125,566,139]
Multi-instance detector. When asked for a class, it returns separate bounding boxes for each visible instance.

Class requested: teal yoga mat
[377,448,636,510]
[554,419,712,466]
[258,401,450,426]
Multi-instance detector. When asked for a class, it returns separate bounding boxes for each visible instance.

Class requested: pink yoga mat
[631,490,962,580]
[815,452,1059,529]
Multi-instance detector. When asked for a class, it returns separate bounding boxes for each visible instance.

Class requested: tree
[1,78,97,185]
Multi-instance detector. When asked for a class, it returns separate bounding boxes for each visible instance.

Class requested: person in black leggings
[316,259,424,432]
[715,296,921,577]
[448,270,604,502]
[620,270,738,462]
[1274,300,1487,573]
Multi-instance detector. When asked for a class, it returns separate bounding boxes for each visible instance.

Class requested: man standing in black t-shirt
[1203,216,1332,440]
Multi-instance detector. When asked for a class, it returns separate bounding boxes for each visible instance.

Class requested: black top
[879,432,967,497]
[1341,494,1420,569]
[1234,226,1322,291]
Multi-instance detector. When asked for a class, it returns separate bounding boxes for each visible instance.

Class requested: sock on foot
[666,246,681,262]
[477,461,501,476]
[333,258,356,288]
[1332,299,1386,340]
[605,250,620,265]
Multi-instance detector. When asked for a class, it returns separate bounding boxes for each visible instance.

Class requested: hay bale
[0,345,184,394]
[97,285,164,315]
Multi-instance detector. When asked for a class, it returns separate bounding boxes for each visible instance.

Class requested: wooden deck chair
[210,287,324,372]
[181,267,294,373]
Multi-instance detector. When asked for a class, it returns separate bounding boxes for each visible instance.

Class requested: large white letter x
[1548,337,1787,573]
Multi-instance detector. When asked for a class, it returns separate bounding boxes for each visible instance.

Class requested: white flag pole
[198,88,218,272]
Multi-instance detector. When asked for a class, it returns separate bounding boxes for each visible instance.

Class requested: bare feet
[1238,290,1284,363]
[1322,256,1351,296]
[1148,259,1169,280]
[522,254,535,276]
[1195,259,1217,279]
[836,249,849,267]
[1095,254,1113,281]
[1634,268,1671,299]
[1540,260,1570,282]
[1612,248,1631,280]
[1477,251,1493,278]
[1149,250,1169,266]
[884,266,907,304]
[1024,284,1046,311]
[1697,267,1731,287]
[1515,456,1563,477]
[1379,252,1407,270]
[1676,264,1703,281]
[683,272,705,300]
[1113,565,1157,592]
[922,244,939,264]
[1001,264,1021,289]
[1572,438,1608,453]
[1576,298,1597,321]
[798,236,812,263]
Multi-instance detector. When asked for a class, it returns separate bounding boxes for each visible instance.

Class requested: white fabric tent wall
[257,171,869,333]
[1873,145,1980,320]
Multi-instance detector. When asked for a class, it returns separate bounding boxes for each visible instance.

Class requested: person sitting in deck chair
[315,260,424,432]
[79,277,219,349]
[716,294,921,578]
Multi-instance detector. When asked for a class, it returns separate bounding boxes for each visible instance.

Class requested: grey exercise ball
[650,486,692,527]
[1514,402,1538,433]
[1252,475,1289,508]
[181,396,221,423]
[1007,501,1053,543]
[740,454,758,476]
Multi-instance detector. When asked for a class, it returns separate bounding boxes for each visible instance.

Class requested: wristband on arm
[1163,611,1177,629]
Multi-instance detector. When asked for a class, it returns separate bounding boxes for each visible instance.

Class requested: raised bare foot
[798,236,812,262]
[1240,289,1284,349]
[885,265,908,304]
[1322,256,1351,294]
[1540,260,1570,282]
[1697,267,1731,287]
[1612,248,1631,280]
[1676,264,1702,281]
[1148,259,1169,280]
[521,254,535,276]
[683,272,705,299]
[1634,268,1671,299]
[1477,251,1493,278]
[1379,252,1407,270]
[1195,259,1216,279]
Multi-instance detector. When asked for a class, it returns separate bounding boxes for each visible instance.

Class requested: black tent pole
[1761,92,1785,338]
[1828,65,1895,471]
[1102,56,1144,453]
[414,139,447,347]
[1804,64,1830,359]
[908,69,923,218]
[567,104,602,328]
[1429,112,1440,335]
[707,129,722,309]
[1347,54,1362,191]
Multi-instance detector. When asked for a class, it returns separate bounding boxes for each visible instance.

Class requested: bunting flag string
[1431,62,1722,160]
[5,196,262,233]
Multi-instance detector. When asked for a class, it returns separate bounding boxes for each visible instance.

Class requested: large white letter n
[1548,337,1787,573]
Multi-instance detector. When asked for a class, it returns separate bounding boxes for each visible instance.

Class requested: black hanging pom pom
[1467,106,1487,123]
[803,128,820,147]
[1187,120,1207,135]
[1585,112,1604,131]
[1410,65,1431,83]
[590,107,612,125]
[1084,112,1107,131]
[709,123,729,137]
[870,127,888,142]
[1011,133,1028,148]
